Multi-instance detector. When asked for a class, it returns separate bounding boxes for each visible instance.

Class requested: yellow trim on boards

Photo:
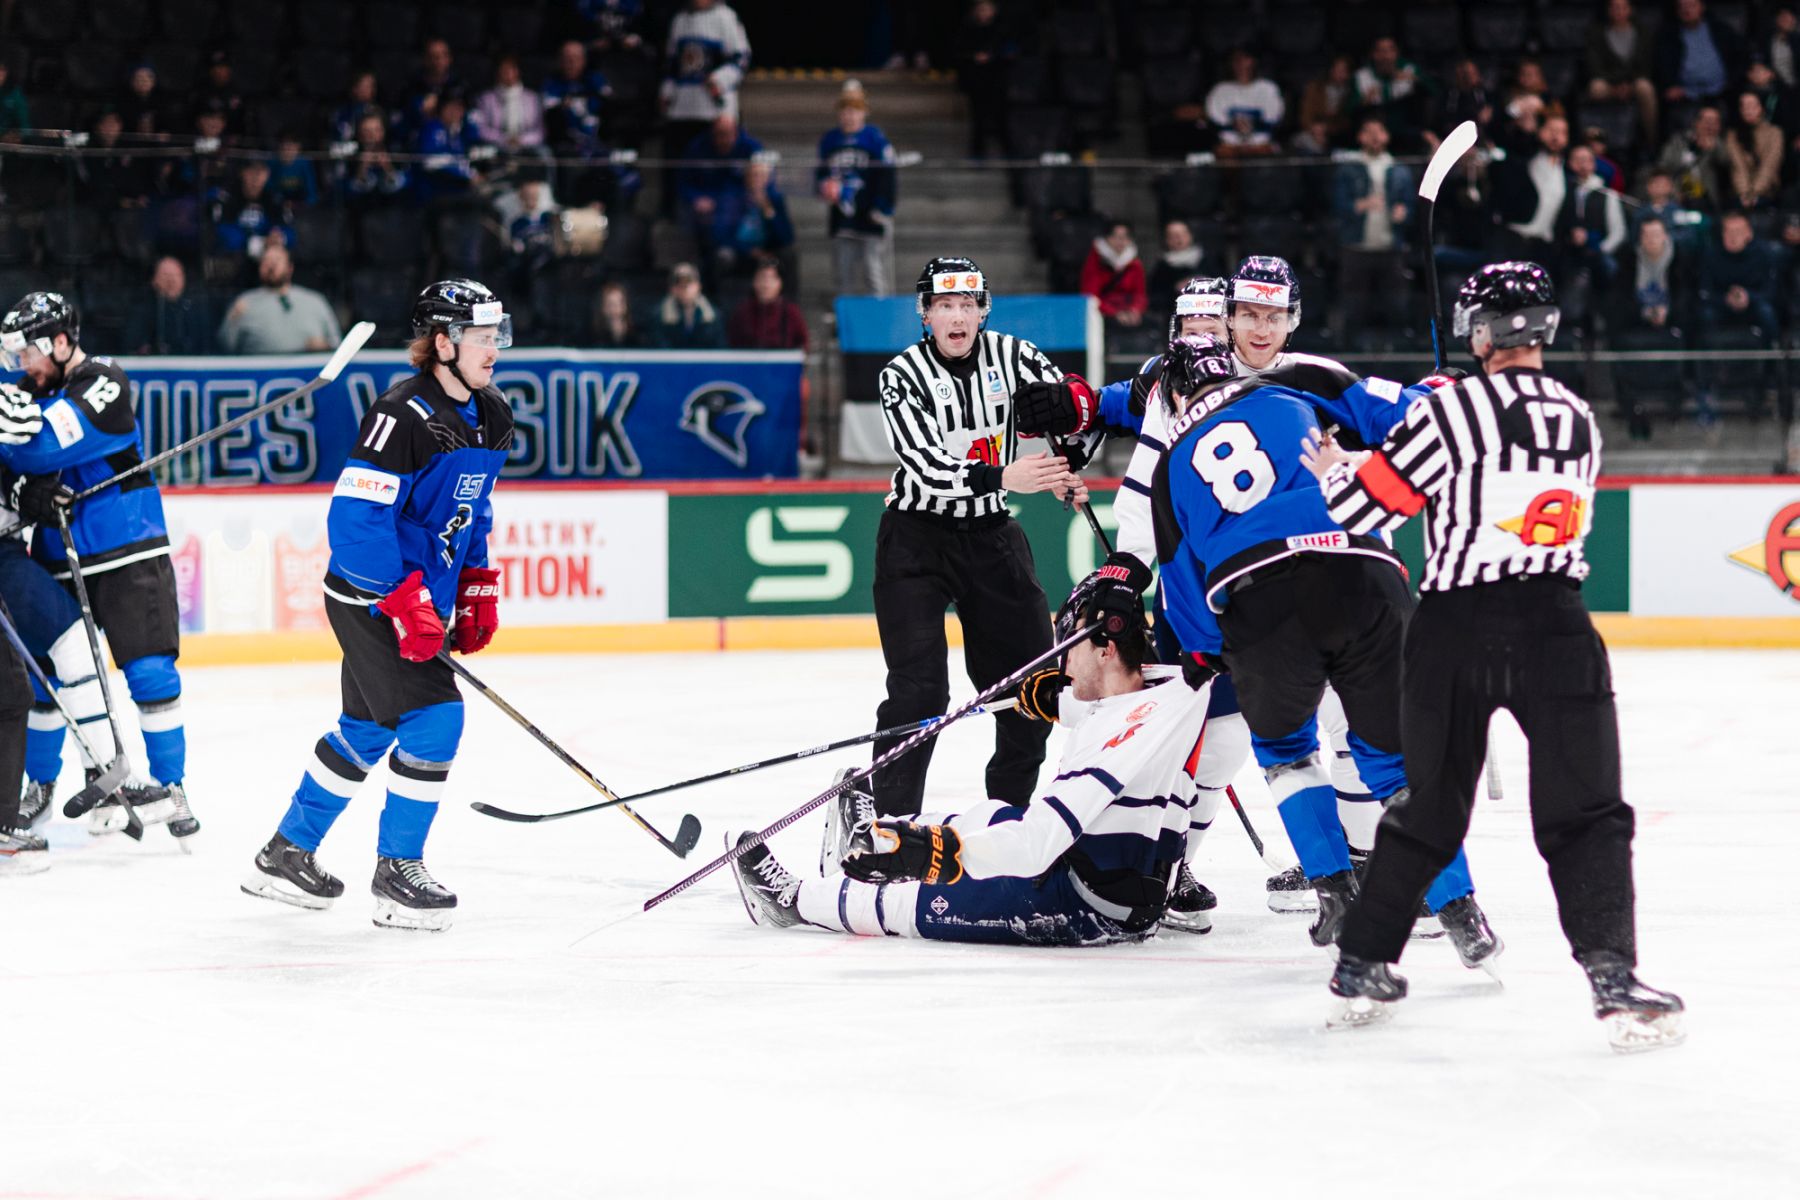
[175,614,1796,667]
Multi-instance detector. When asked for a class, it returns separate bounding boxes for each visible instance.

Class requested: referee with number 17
[870,256,1094,818]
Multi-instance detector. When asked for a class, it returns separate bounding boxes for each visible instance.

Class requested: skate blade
[0,850,52,876]
[1461,935,1506,980]
[241,872,335,911]
[1604,1011,1686,1054]
[727,831,767,929]
[1268,893,1318,914]
[1410,923,1447,940]
[130,798,177,826]
[1159,911,1214,935]
[1326,995,1395,1031]
[371,897,453,932]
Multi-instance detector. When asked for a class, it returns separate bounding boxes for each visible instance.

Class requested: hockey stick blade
[672,813,703,857]
[319,321,377,382]
[61,753,131,818]
[1417,120,1478,203]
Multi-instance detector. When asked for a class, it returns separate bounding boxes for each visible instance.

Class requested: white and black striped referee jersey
[878,331,1062,519]
[1319,367,1601,592]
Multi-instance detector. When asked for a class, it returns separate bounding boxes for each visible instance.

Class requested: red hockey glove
[843,820,964,885]
[1414,367,1468,392]
[375,570,445,662]
[453,565,501,654]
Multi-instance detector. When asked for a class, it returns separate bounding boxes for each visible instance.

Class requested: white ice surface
[7,647,1797,1199]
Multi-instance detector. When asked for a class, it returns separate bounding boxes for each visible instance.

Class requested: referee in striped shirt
[1304,261,1682,1045]
[870,256,1093,817]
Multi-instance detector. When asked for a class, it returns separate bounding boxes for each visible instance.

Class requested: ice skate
[818,766,876,875]
[1581,952,1685,1053]
[1437,895,1504,977]
[730,831,804,930]
[163,783,200,849]
[371,856,456,931]
[241,833,345,910]
[18,779,52,829]
[0,823,50,875]
[1308,869,1359,949]
[1161,861,1216,934]
[1266,862,1316,913]
[1326,954,1407,1030]
[86,772,172,835]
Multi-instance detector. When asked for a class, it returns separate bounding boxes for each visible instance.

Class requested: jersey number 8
[1190,421,1275,512]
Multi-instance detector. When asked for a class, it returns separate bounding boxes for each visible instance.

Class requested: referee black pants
[870,509,1052,817]
[0,598,32,828]
[1340,578,1638,965]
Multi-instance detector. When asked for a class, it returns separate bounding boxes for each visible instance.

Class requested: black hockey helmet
[0,291,79,370]
[1167,276,1229,341]
[1228,255,1302,333]
[1161,332,1238,404]
[411,278,513,348]
[914,255,991,327]
[1055,572,1149,663]
[1452,261,1560,356]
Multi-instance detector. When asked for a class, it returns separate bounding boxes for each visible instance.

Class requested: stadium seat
[599,212,654,272]
[44,210,105,267]
[1058,56,1116,116]
[435,210,503,275]
[1005,106,1073,159]
[1237,162,1305,216]
[1576,100,1639,157]
[1610,325,1687,435]
[369,50,418,107]
[1400,7,1463,57]
[294,46,353,103]
[0,213,36,267]
[229,45,287,99]
[1005,56,1053,107]
[543,259,605,342]
[109,210,157,267]
[288,208,350,268]
[350,267,421,342]
[145,43,202,93]
[1140,55,1203,112]
[1043,212,1106,293]
[17,2,78,42]
[90,0,149,44]
[62,44,128,97]
[1020,164,1093,217]
[23,95,75,134]
[1154,167,1223,223]
[1538,5,1591,53]
[358,210,427,268]
[1467,7,1529,54]
[1196,0,1257,54]
[158,0,221,42]
[1131,7,1193,58]
[1049,7,1108,58]
[364,1,424,51]
[432,5,491,52]
[297,2,358,48]
[1710,3,1751,35]
[226,1,291,45]
[1539,53,1581,102]
[1240,214,1309,271]
[1328,5,1395,49]
[1700,325,1774,417]
[247,97,322,141]
[1266,4,1326,56]
[497,6,551,53]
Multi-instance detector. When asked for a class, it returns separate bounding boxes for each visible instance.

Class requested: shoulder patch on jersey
[334,465,401,505]
[1364,377,1402,403]
[1126,699,1158,722]
[44,398,84,448]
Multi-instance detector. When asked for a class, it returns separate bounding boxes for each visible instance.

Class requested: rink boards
[160,476,1800,662]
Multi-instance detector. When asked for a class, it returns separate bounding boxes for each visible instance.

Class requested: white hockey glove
[0,383,42,445]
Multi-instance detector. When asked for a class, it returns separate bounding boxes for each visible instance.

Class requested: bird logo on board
[680,382,767,469]
[1725,501,1800,601]
[1495,489,1586,547]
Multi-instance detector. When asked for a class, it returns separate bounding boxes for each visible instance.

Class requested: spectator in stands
[405,37,465,133]
[544,39,631,210]
[1507,59,1565,122]
[728,258,808,350]
[331,71,382,145]
[1586,0,1659,143]
[0,62,22,142]
[126,257,213,356]
[217,244,342,355]
[497,176,557,328]
[594,281,646,348]
[581,0,650,55]
[80,110,152,209]
[1611,217,1694,333]
[1332,115,1412,342]
[269,134,319,208]
[1657,104,1731,209]
[415,91,483,204]
[1635,168,1701,245]
[1205,49,1284,156]
[118,63,168,139]
[1435,59,1494,143]
[1352,37,1425,150]
[341,112,411,212]
[1699,209,1779,334]
[1080,219,1147,331]
[1493,99,1574,270]
[1299,56,1355,150]
[723,156,795,276]
[1657,0,1747,109]
[1582,126,1624,190]
[678,112,762,280]
[650,262,725,349]
[955,0,1014,160]
[474,55,547,156]
[1562,143,1629,327]
[818,88,896,297]
[1725,90,1783,209]
[659,0,751,215]
[1748,9,1800,145]
[211,159,294,261]
[196,50,245,136]
[1147,220,1203,319]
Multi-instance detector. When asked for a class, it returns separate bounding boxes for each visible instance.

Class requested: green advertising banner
[667,484,1633,618]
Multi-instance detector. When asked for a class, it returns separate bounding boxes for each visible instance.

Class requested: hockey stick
[640,621,1098,914]
[0,602,129,817]
[1225,783,1290,872]
[51,512,141,840]
[438,651,703,858]
[0,321,375,543]
[471,699,1020,824]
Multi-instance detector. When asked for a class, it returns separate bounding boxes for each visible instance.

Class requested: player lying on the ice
[729,577,1213,946]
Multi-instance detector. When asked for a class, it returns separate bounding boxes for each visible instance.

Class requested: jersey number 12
[1190,421,1275,512]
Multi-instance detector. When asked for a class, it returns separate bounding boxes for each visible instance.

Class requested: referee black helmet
[1452,261,1560,358]
[914,256,991,327]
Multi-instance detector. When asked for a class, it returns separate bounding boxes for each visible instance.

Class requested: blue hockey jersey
[0,355,169,577]
[323,374,514,618]
[1150,365,1428,655]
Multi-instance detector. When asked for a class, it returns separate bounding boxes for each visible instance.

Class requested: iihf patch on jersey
[1364,377,1403,403]
[44,399,84,448]
[334,465,401,505]
[1287,531,1349,550]
[453,473,488,501]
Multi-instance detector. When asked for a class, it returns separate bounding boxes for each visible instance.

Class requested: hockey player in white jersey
[731,577,1209,946]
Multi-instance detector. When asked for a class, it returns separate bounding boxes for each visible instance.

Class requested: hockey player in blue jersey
[243,280,514,932]
[0,292,191,841]
[1146,330,1500,965]
[816,90,897,296]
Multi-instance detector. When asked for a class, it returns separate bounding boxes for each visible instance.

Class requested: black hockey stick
[51,512,141,840]
[470,699,1020,824]
[438,651,702,857]
[640,621,1098,914]
[0,321,375,543]
[0,602,129,817]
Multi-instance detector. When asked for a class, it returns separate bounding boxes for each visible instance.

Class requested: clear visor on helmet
[0,331,48,373]
[446,314,513,351]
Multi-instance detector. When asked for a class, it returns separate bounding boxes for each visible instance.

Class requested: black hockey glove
[842,819,964,885]
[1414,367,1468,391]
[1011,376,1098,437]
[10,474,74,526]
[1016,667,1069,722]
[1180,651,1226,690]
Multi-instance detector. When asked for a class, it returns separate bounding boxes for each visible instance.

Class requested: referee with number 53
[870,256,1095,818]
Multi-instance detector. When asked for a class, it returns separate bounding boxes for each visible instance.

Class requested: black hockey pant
[1339,578,1638,965]
[870,510,1052,817]
[0,598,32,828]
